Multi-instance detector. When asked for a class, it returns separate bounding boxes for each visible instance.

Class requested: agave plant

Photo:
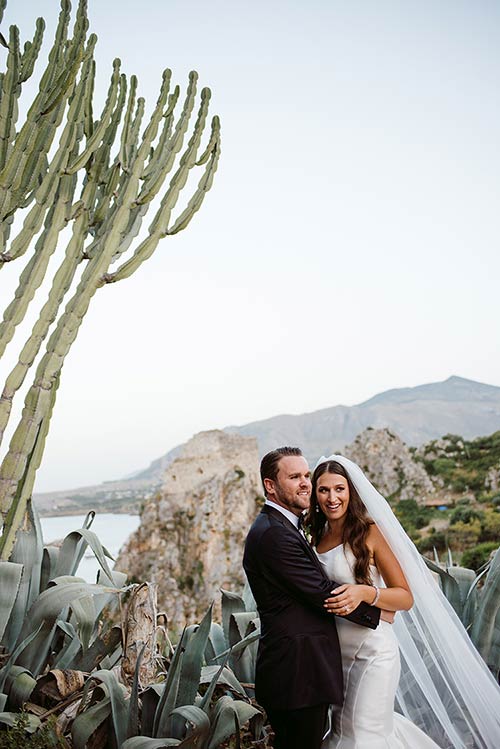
[423,546,500,679]
[0,501,264,748]
[119,602,262,749]
[205,588,260,695]
[0,503,127,736]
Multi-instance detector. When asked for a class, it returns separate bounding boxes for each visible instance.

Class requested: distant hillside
[227,376,500,463]
[33,376,500,515]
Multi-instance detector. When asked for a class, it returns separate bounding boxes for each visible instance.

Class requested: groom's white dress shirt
[264,499,305,535]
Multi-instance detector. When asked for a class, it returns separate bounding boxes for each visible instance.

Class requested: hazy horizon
[2,1,500,491]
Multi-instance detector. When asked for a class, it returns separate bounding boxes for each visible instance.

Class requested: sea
[39,513,141,582]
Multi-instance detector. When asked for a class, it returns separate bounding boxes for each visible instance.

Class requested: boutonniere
[299,513,313,544]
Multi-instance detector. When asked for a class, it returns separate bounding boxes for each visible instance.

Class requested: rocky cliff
[344,427,436,503]
[115,430,262,628]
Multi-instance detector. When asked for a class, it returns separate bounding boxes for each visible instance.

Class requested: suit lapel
[261,506,329,580]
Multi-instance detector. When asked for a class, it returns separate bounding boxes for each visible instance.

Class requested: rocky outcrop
[344,427,435,503]
[115,430,262,628]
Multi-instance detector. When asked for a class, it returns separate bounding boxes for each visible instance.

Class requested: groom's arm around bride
[243,447,380,749]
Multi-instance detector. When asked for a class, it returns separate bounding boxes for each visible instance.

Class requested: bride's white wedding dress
[316,544,440,749]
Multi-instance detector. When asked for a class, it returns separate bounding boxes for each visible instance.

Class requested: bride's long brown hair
[306,460,373,585]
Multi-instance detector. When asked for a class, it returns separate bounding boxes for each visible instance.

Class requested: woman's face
[316,471,350,523]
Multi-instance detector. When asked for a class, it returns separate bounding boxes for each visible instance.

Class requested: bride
[306,454,500,749]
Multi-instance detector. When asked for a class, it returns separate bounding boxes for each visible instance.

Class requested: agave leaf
[53,619,82,669]
[228,612,259,684]
[470,548,500,672]
[200,664,247,701]
[205,622,226,663]
[461,565,490,629]
[0,695,6,711]
[127,642,147,739]
[55,527,114,580]
[4,666,36,708]
[168,705,210,745]
[163,607,214,739]
[153,628,187,737]
[0,711,40,732]
[16,582,110,675]
[209,628,260,663]
[175,604,213,710]
[422,557,462,615]
[0,622,43,692]
[142,683,163,737]
[221,589,245,645]
[2,502,44,650]
[206,695,260,749]
[242,581,257,612]
[89,669,129,747]
[94,568,128,616]
[71,624,122,672]
[64,511,96,577]
[446,565,476,607]
[0,561,23,641]
[50,575,97,651]
[40,545,59,592]
[71,695,111,749]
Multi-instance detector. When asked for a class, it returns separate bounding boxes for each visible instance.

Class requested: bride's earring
[315,505,320,512]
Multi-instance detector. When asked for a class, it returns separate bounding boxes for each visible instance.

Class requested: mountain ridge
[33,375,500,515]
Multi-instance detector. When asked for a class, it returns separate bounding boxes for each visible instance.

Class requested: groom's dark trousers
[243,505,380,749]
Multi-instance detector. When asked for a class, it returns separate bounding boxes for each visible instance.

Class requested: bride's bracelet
[370,585,380,605]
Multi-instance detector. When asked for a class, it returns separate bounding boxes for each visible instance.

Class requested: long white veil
[316,454,500,749]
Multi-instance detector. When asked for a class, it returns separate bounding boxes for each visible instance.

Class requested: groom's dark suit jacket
[243,505,380,712]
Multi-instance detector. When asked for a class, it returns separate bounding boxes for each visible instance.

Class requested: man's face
[265,455,312,516]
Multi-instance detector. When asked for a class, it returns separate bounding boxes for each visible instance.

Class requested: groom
[243,446,381,749]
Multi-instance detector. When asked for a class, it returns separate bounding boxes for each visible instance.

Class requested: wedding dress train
[316,544,441,749]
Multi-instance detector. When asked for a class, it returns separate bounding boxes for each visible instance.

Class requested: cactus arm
[0,374,60,561]
[84,71,169,262]
[0,3,86,227]
[83,58,95,139]
[0,25,20,173]
[136,71,196,207]
[105,91,216,283]
[0,54,93,357]
[167,115,221,235]
[66,58,121,173]
[140,79,177,182]
[19,18,45,84]
[119,74,137,171]
[40,0,89,115]
[126,96,145,164]
[0,191,77,445]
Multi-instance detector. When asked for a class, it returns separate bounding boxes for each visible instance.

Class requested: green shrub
[449,506,484,525]
[0,716,66,749]
[416,532,446,553]
[479,509,500,542]
[461,543,500,571]
[447,519,482,550]
[394,499,433,532]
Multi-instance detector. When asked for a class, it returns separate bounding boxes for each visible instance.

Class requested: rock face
[115,430,262,628]
[344,427,435,503]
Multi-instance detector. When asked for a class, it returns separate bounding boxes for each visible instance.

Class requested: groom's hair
[260,446,303,497]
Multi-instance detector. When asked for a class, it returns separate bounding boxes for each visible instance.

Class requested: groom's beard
[273,481,311,514]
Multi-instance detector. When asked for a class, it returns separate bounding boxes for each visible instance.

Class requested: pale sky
[1,0,500,491]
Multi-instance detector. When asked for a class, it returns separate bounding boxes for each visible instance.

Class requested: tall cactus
[0,0,221,558]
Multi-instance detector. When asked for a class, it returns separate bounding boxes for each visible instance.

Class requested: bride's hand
[324,583,373,616]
